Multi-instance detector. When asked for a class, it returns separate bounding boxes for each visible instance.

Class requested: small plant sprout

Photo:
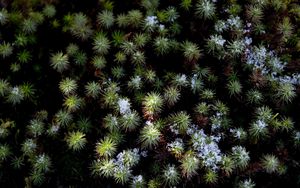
[164,86,181,106]
[43,5,56,18]
[126,10,143,28]
[50,52,70,73]
[6,86,24,105]
[238,178,256,188]
[246,89,263,104]
[203,170,218,185]
[180,151,200,179]
[231,146,250,170]
[246,5,263,23]
[69,13,93,40]
[93,32,111,55]
[97,10,115,29]
[0,42,13,58]
[85,81,101,98]
[130,175,145,188]
[33,154,52,173]
[120,110,141,131]
[142,92,163,119]
[63,95,83,112]
[139,123,161,149]
[227,80,242,96]
[275,83,296,103]
[95,137,117,158]
[91,159,115,177]
[0,79,10,97]
[220,155,235,176]
[168,111,191,134]
[0,9,8,25]
[195,0,216,20]
[0,144,11,162]
[162,164,180,186]
[59,78,78,96]
[66,131,87,151]
[167,138,185,158]
[154,37,172,55]
[261,154,280,174]
[182,41,202,62]
[54,109,73,127]
[27,119,44,137]
[249,119,269,142]
[92,55,107,69]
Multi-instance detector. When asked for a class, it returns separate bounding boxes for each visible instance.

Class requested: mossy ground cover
[0,0,300,187]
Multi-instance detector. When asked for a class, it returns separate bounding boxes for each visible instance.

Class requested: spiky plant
[168,111,191,134]
[204,170,218,185]
[206,35,226,56]
[246,5,263,23]
[201,89,216,100]
[182,41,202,62]
[0,9,8,25]
[180,151,200,179]
[142,92,163,119]
[0,42,13,58]
[231,146,250,170]
[43,5,56,18]
[130,175,145,188]
[95,137,117,158]
[63,95,83,112]
[116,13,129,28]
[66,131,87,151]
[195,0,216,20]
[21,139,37,156]
[6,86,24,105]
[93,32,111,55]
[27,119,44,137]
[85,81,101,98]
[0,144,11,162]
[54,109,73,127]
[154,37,172,55]
[275,82,296,103]
[92,55,107,69]
[119,110,141,131]
[111,66,125,79]
[139,123,161,149]
[246,89,263,104]
[162,164,180,186]
[30,170,45,186]
[73,51,87,66]
[114,51,127,64]
[220,155,235,176]
[131,51,146,65]
[59,78,78,96]
[227,40,245,58]
[17,50,32,64]
[133,33,149,48]
[66,43,79,56]
[127,10,143,28]
[238,179,256,188]
[261,154,280,174]
[91,159,115,177]
[277,17,293,41]
[164,86,180,106]
[249,119,268,142]
[50,52,70,73]
[22,18,38,34]
[227,80,242,96]
[97,10,115,29]
[33,154,51,173]
[69,13,93,40]
[0,79,10,97]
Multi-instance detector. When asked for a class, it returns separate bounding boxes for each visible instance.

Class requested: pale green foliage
[50,52,70,73]
[66,131,87,151]
[139,124,161,148]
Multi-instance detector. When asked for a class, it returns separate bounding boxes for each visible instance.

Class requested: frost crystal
[118,98,131,115]
[145,16,158,27]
